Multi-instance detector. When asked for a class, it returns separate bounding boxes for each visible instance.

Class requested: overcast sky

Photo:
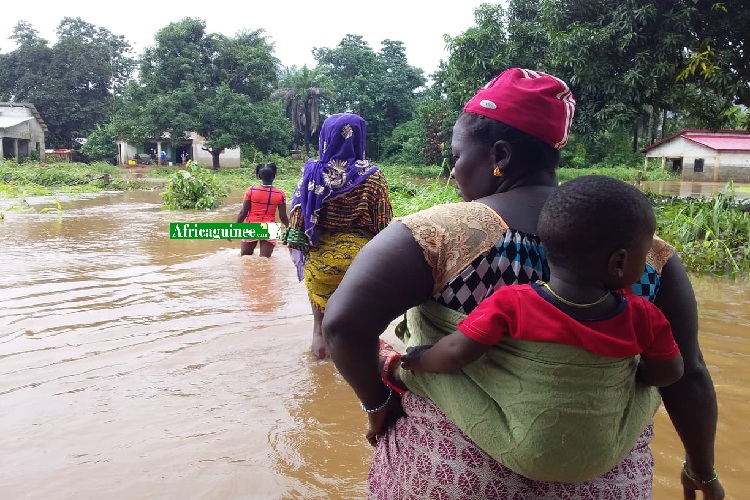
[1,0,491,77]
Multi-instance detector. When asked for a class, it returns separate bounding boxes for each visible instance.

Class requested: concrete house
[116,131,241,168]
[641,129,750,182]
[0,102,47,162]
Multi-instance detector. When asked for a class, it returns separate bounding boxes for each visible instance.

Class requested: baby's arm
[636,353,684,387]
[400,330,491,373]
[636,300,685,387]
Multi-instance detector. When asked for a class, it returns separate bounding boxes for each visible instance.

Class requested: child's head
[538,175,656,289]
[256,163,277,184]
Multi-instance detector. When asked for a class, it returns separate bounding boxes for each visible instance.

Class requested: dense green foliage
[0,161,144,197]
[160,161,229,210]
[1,3,748,172]
[81,124,118,162]
[649,183,750,276]
[0,18,135,147]
[313,35,426,160]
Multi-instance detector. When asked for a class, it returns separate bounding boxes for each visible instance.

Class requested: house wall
[118,134,241,168]
[187,132,241,168]
[645,137,750,182]
[715,151,750,182]
[0,106,46,161]
[116,141,138,165]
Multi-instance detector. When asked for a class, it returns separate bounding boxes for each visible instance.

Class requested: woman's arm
[324,222,433,409]
[654,254,723,493]
[278,202,289,226]
[236,200,250,224]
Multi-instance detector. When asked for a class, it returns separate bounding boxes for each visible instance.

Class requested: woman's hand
[365,396,405,446]
[681,466,725,499]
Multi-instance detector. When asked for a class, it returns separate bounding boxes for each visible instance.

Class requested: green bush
[648,183,750,276]
[161,161,228,210]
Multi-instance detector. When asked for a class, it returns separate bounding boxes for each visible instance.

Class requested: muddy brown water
[0,190,747,499]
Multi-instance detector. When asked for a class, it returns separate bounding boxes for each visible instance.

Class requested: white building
[116,131,241,168]
[0,102,47,162]
[641,129,750,182]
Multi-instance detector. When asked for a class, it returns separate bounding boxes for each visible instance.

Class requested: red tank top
[244,186,286,223]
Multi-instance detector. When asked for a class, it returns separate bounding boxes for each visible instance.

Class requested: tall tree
[121,18,289,168]
[314,35,424,159]
[271,65,330,155]
[542,0,695,149]
[679,0,750,110]
[0,18,135,147]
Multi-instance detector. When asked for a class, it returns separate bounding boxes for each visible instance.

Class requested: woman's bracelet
[682,462,719,484]
[360,387,393,413]
[381,351,406,395]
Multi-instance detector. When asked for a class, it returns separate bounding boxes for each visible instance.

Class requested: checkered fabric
[434,232,663,314]
[631,263,661,302]
[434,229,549,314]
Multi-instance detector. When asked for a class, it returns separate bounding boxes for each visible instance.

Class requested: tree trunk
[303,104,314,156]
[632,121,639,153]
[650,108,658,144]
[661,109,667,140]
[211,150,221,170]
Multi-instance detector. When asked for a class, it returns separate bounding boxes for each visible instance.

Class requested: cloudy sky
[0,0,491,76]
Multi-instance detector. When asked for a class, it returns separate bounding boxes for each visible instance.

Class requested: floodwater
[0,189,747,499]
[641,179,750,200]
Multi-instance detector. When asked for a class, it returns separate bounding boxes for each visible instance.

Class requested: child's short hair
[256,163,277,183]
[538,175,655,268]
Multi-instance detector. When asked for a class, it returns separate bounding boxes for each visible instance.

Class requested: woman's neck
[493,169,558,194]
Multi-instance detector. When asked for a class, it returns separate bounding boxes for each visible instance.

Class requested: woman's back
[244,185,286,223]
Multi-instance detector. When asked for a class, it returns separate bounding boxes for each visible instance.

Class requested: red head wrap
[463,68,576,149]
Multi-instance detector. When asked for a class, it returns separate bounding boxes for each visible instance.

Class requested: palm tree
[271,65,329,155]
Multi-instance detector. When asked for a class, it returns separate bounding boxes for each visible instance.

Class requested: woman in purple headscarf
[282,113,393,359]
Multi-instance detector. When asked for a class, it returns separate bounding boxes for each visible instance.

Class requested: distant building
[641,129,750,182]
[0,102,48,162]
[116,131,241,168]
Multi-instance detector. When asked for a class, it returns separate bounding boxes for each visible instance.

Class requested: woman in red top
[236,163,289,257]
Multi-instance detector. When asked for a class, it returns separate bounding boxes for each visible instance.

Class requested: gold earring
[493,166,503,177]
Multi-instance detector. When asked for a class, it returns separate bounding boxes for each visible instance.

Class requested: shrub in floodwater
[161,161,228,210]
[648,181,750,276]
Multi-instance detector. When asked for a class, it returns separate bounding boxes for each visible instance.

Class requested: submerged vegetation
[160,161,229,210]
[0,160,147,198]
[647,183,750,276]
[1,160,747,276]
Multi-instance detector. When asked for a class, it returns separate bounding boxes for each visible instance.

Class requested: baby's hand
[401,345,431,370]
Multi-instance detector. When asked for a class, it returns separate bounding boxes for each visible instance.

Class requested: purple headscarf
[288,113,379,281]
[290,113,378,246]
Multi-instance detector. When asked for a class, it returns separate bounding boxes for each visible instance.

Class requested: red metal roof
[641,129,750,153]
[682,135,750,151]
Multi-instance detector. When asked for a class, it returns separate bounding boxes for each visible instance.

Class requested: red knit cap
[463,68,576,149]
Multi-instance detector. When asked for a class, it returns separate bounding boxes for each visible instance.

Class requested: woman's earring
[493,166,503,177]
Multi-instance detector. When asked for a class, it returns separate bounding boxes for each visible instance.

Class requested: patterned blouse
[286,169,392,247]
[400,201,674,314]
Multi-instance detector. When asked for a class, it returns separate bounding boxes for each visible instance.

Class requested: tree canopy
[0,18,135,147]
[2,5,748,169]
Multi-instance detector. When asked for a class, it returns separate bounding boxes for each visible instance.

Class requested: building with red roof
[641,129,750,182]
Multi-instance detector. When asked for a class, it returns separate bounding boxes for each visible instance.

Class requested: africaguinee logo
[169,223,283,240]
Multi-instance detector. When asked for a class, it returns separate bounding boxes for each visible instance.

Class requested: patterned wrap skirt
[304,228,374,311]
[368,392,654,500]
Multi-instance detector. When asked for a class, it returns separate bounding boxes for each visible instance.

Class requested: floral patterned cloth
[369,392,654,500]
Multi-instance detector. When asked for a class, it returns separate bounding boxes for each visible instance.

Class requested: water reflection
[0,188,747,499]
[641,180,750,200]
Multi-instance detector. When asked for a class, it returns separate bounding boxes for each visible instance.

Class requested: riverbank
[0,161,152,199]
[2,160,748,276]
